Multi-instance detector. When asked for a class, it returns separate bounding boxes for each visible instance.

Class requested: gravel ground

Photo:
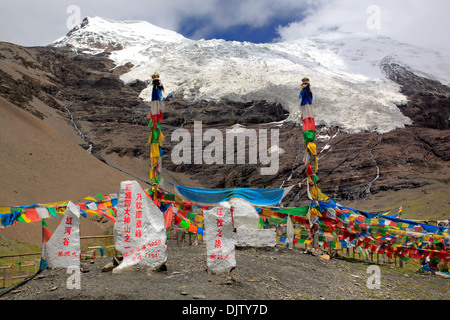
[1,240,448,303]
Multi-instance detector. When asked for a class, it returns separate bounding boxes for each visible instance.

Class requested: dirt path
[1,241,448,302]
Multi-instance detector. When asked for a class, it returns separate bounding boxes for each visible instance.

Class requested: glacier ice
[53,17,450,134]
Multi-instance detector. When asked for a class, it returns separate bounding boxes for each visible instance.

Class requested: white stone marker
[114,181,167,271]
[42,201,81,269]
[204,201,236,273]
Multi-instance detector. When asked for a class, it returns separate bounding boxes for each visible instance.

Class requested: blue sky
[178,15,303,43]
[0,0,449,53]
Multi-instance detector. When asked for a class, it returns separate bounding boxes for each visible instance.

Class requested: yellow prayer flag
[43,201,69,207]
[86,209,100,216]
[148,132,153,144]
[20,213,31,223]
[307,142,317,155]
[151,143,160,158]
[158,131,165,145]
[194,214,204,223]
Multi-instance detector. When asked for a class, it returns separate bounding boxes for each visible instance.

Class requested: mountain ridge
[0,17,449,221]
[52,16,450,134]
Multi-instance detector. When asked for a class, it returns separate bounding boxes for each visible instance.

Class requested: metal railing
[0,252,42,289]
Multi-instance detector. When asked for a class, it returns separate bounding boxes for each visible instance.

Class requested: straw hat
[302,77,310,83]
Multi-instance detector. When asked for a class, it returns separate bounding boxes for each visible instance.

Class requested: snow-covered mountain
[52,16,450,134]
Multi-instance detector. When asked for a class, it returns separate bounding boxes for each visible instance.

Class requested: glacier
[52,16,450,134]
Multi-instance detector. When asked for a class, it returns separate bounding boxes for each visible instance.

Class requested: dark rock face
[381,56,450,130]
[0,42,448,208]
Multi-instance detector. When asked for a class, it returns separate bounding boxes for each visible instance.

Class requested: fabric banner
[42,201,81,269]
[114,181,167,271]
[172,183,290,205]
[204,202,236,273]
[302,117,315,132]
[300,104,314,119]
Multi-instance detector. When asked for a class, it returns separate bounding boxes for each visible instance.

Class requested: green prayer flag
[312,174,319,184]
[180,220,189,229]
[151,129,160,143]
[47,207,57,217]
[398,254,410,262]
[188,212,196,220]
[95,194,106,200]
[303,130,315,142]
[274,206,309,217]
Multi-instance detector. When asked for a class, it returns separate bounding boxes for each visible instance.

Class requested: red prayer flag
[302,117,316,132]
[306,163,314,177]
[42,227,52,243]
[25,207,40,222]
[163,205,173,229]
[101,212,116,223]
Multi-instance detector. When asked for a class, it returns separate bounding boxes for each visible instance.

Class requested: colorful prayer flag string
[148,73,165,199]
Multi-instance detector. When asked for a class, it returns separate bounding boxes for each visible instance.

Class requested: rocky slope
[1,246,449,302]
[0,40,449,220]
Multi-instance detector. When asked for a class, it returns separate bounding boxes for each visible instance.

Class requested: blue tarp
[170,183,287,205]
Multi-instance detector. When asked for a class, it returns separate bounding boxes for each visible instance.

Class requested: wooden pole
[10,257,14,286]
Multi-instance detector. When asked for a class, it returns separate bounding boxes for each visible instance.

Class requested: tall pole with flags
[148,73,165,199]
[299,77,328,203]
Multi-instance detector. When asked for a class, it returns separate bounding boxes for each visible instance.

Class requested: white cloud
[275,0,450,54]
[0,0,449,55]
[0,0,308,45]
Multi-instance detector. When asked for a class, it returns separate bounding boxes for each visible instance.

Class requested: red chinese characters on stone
[122,240,162,259]
[60,214,74,254]
[64,226,72,235]
[63,238,70,246]
[57,251,78,258]
[209,207,230,260]
[123,184,133,244]
[135,192,143,238]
